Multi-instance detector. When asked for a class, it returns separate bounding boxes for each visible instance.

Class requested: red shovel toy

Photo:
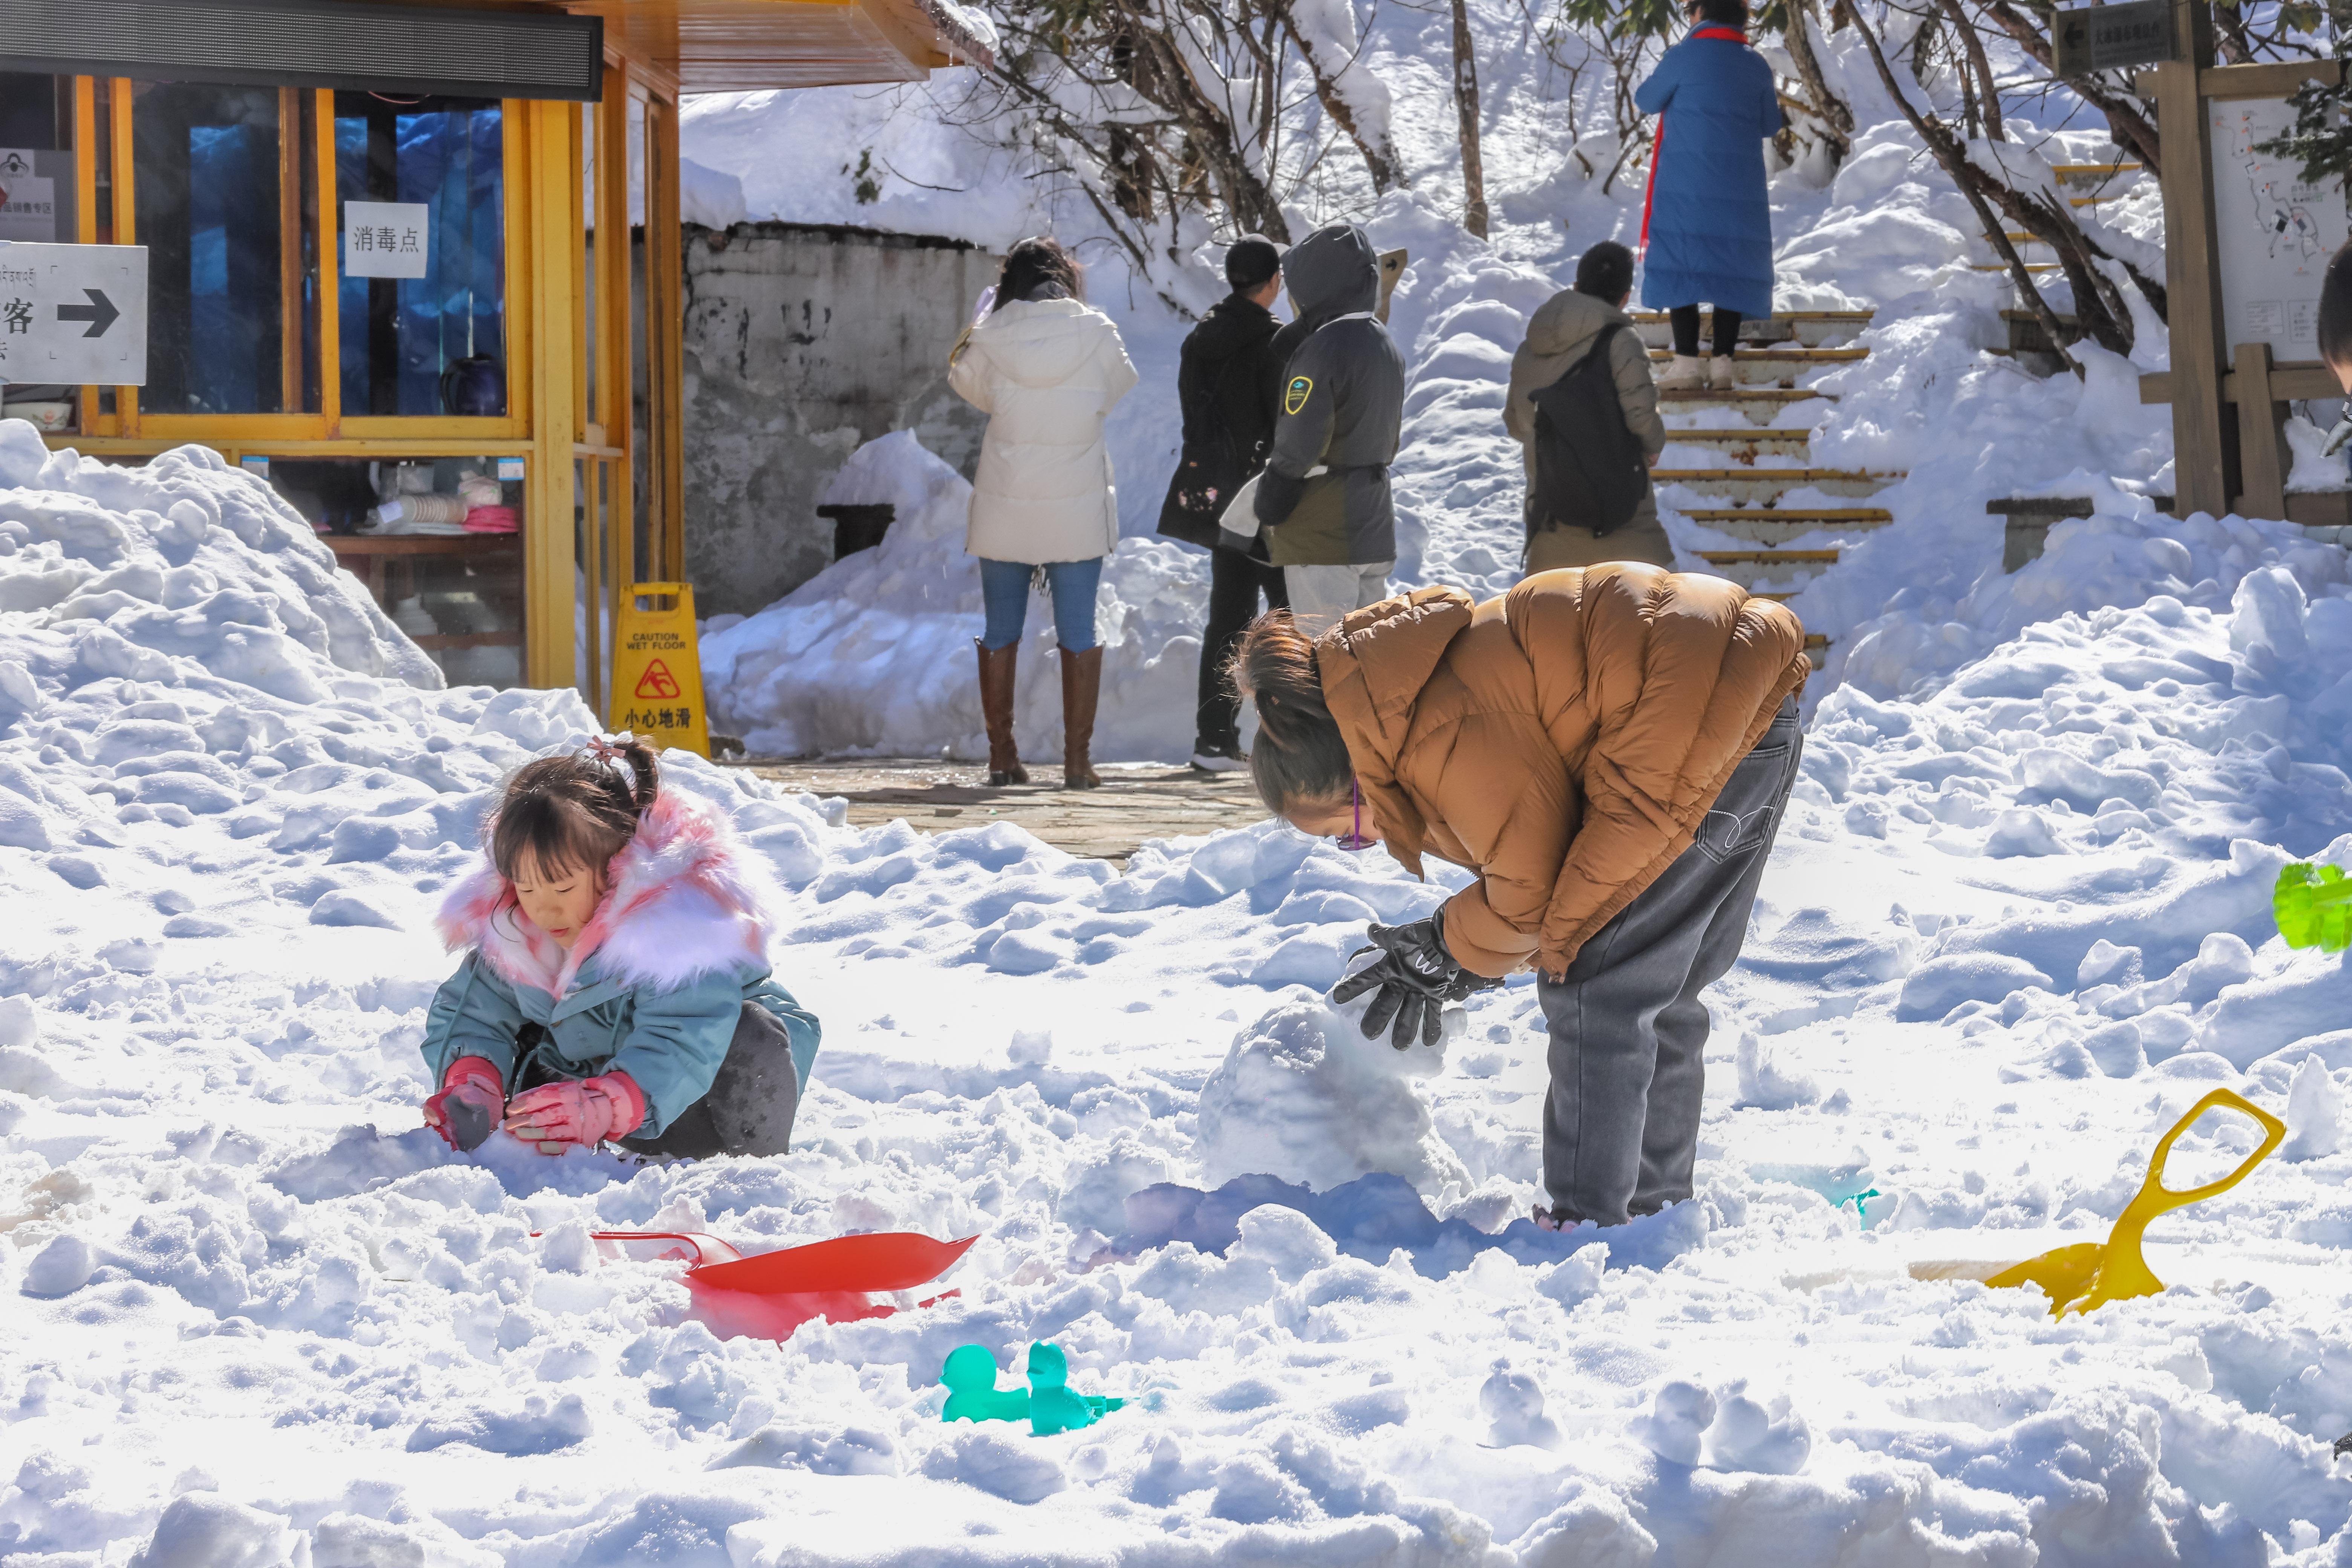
[588,1230,979,1342]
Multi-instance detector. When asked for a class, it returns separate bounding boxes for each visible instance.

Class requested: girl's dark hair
[995,237,1085,311]
[2321,239,2352,373]
[1690,0,1747,24]
[1230,612,1354,815]
[490,739,660,883]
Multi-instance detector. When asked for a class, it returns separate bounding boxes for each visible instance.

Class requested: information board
[2053,0,2175,76]
[2209,97,2349,361]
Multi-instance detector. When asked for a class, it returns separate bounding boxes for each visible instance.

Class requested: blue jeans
[978,557,1104,652]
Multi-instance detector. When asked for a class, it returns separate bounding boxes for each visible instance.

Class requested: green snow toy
[939,1341,1125,1435]
[2274,862,2352,952]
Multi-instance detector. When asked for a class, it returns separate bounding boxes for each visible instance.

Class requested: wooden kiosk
[2,0,989,704]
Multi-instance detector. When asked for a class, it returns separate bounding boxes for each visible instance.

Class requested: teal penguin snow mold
[940,1344,1029,1425]
[939,1341,1128,1434]
[1027,1343,1126,1436]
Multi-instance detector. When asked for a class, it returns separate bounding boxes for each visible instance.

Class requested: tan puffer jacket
[1317,568,1810,978]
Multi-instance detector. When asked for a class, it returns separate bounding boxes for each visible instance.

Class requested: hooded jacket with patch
[1158,291,1285,549]
[950,295,1140,564]
[1242,225,1406,567]
[1504,288,1668,538]
[1317,569,1809,979]
[422,789,820,1137]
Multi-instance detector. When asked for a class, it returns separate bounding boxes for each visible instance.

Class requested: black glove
[1330,912,1501,1050]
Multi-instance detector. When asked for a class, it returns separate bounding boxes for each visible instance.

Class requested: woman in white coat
[949,237,1139,789]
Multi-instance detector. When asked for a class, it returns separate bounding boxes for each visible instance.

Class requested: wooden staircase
[1630,308,1897,663]
[1969,160,2145,273]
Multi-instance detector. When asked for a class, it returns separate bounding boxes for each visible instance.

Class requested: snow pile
[0,422,442,694]
[11,443,2352,1561]
[1836,504,2346,700]
[701,431,1208,760]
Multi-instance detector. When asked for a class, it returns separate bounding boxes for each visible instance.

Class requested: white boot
[1656,353,1706,391]
[1709,354,1738,390]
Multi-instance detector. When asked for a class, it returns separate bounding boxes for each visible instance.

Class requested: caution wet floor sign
[609,582,711,759]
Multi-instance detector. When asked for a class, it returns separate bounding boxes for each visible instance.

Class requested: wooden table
[325,533,524,652]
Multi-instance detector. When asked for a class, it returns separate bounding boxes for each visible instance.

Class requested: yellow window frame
[69,78,534,443]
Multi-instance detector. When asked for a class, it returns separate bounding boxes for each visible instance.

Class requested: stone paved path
[729,758,1269,869]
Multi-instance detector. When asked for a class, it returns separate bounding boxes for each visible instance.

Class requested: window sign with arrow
[0,241,147,387]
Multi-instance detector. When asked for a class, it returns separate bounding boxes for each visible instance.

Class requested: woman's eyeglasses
[1335,779,1377,852]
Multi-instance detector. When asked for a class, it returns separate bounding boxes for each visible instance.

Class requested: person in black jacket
[1158,236,1291,772]
[1235,223,1406,637]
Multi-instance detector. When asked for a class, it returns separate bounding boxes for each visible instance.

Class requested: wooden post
[2150,0,2235,518]
[524,99,582,692]
[2234,341,2287,518]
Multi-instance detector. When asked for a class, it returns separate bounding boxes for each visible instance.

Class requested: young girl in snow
[420,737,819,1159]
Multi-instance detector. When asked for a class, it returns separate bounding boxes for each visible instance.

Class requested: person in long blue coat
[1635,0,1785,391]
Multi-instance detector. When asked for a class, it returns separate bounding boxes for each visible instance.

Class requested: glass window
[334,93,507,417]
[267,453,527,689]
[135,83,297,415]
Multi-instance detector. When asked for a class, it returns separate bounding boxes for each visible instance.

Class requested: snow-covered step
[1631,310,1874,349]
[2051,161,2141,188]
[1654,467,1901,502]
[1657,387,1832,426]
[1646,347,1867,386]
[1678,506,1891,543]
[1697,547,1843,596]
[1660,429,1816,460]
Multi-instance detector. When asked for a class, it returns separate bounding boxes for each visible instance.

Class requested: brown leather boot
[1060,645,1104,790]
[974,639,1027,787]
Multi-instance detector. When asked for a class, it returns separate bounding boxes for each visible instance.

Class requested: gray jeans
[1284,561,1393,637]
[1537,696,1802,1225]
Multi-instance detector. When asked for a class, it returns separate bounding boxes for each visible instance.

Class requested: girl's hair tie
[586,733,633,764]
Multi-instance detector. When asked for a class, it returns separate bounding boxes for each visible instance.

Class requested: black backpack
[1526,321,1650,540]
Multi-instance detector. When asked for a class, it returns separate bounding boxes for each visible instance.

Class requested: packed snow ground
[9,402,2352,1562]
[687,0,2199,757]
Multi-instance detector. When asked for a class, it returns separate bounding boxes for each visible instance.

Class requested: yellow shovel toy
[1911,1089,2285,1315]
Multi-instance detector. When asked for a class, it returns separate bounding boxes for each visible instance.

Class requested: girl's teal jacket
[421,788,818,1136]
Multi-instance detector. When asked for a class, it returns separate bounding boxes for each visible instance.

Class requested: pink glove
[424,1057,505,1152]
[503,1071,646,1154]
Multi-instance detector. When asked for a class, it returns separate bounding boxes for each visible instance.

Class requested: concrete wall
[681,220,999,618]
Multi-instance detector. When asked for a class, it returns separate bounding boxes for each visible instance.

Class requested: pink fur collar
[436,789,776,998]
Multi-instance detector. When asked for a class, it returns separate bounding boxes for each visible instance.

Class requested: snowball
[127,1492,297,1568]
[2282,1057,2346,1162]
[21,1234,94,1296]
[1195,1000,1469,1196]
[1630,1380,1716,1466]
[1735,1029,1820,1110]
[1481,1363,1562,1449]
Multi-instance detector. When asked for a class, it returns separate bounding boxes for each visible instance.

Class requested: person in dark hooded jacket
[1159,236,1292,771]
[1227,224,1406,636]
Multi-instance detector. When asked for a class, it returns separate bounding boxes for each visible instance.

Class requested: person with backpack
[1158,236,1292,773]
[1222,224,1406,637]
[1635,0,1785,390]
[1505,241,1671,573]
